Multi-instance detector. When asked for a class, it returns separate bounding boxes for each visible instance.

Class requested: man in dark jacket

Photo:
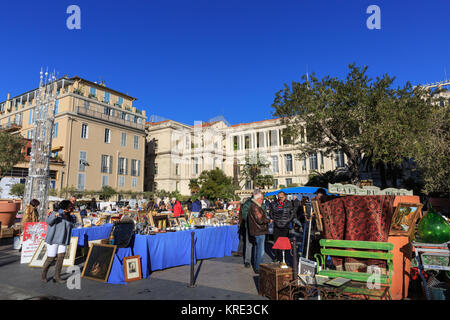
[248,190,272,273]
[236,196,253,267]
[269,191,295,262]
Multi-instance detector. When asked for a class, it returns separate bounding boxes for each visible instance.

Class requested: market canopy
[263,187,331,197]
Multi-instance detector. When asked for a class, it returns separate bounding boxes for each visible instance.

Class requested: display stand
[412,241,450,300]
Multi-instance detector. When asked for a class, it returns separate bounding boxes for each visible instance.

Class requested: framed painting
[311,200,323,232]
[124,255,142,282]
[28,240,47,268]
[168,218,179,227]
[63,237,79,267]
[177,217,187,226]
[81,244,117,282]
[389,203,423,237]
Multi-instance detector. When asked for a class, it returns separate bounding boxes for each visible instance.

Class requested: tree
[272,63,427,186]
[99,186,116,201]
[240,154,270,189]
[188,179,200,194]
[0,131,25,181]
[198,169,236,201]
[9,183,25,198]
[304,170,349,188]
[254,175,274,189]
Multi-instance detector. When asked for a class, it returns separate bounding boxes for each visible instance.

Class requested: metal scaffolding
[23,69,58,221]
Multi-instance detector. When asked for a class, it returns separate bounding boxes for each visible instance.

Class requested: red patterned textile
[320,195,395,272]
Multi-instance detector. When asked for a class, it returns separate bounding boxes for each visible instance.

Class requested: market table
[107,225,239,284]
[71,223,113,247]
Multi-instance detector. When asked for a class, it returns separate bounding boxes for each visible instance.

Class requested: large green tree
[0,131,26,180]
[240,154,270,189]
[272,63,429,186]
[198,169,236,201]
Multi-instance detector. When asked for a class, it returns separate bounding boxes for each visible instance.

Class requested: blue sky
[1,0,449,125]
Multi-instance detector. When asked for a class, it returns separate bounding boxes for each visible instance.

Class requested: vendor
[21,199,40,230]
[41,200,76,284]
[171,198,184,218]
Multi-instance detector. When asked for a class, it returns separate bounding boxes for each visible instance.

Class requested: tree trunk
[378,162,387,189]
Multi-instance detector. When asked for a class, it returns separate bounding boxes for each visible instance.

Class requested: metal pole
[292,238,298,280]
[188,231,196,288]
[306,213,313,260]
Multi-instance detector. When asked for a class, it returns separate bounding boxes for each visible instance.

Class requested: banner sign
[328,183,413,196]
[20,222,48,264]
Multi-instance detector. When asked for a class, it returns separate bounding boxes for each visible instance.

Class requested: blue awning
[263,186,331,197]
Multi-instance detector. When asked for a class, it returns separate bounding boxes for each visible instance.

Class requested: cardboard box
[0,227,14,238]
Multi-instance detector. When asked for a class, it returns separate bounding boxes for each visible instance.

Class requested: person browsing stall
[269,191,295,262]
[41,200,77,284]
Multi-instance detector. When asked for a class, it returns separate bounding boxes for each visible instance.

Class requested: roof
[70,76,138,101]
[230,118,280,128]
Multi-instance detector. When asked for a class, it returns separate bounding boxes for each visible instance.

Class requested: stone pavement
[0,242,277,300]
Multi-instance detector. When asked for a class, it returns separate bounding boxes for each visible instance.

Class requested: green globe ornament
[416,205,450,244]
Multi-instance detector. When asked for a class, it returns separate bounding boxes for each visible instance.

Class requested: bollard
[188,231,196,288]
[292,238,298,280]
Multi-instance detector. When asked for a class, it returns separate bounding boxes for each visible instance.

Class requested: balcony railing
[76,106,144,130]
[0,123,22,132]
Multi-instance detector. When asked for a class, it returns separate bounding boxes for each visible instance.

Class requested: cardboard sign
[20,222,48,264]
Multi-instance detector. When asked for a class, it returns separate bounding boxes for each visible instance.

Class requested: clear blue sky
[1,0,449,125]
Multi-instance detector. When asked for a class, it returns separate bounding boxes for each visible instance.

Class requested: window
[320,151,324,168]
[245,180,252,190]
[121,132,127,147]
[104,107,111,116]
[118,157,127,175]
[282,129,292,145]
[131,159,140,176]
[233,136,238,151]
[193,158,199,175]
[132,178,137,188]
[90,87,97,97]
[119,176,125,187]
[272,179,278,189]
[269,130,278,146]
[154,163,158,175]
[77,173,85,191]
[101,155,113,173]
[286,178,293,186]
[154,139,159,152]
[176,164,180,175]
[118,97,124,106]
[271,156,279,173]
[244,135,250,149]
[81,123,88,139]
[28,109,33,124]
[285,154,293,172]
[104,92,110,103]
[54,99,59,115]
[133,135,139,150]
[309,152,318,170]
[336,150,345,168]
[104,128,111,143]
[257,132,264,148]
[53,122,58,138]
[79,151,87,171]
[84,100,90,109]
[102,175,109,187]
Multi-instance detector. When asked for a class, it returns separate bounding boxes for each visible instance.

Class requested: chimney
[7,93,10,100]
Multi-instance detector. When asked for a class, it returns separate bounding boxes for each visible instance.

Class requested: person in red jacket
[171,198,184,218]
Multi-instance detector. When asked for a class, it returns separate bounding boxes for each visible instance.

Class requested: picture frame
[28,240,47,268]
[124,255,142,282]
[298,257,317,285]
[389,203,423,237]
[311,199,323,232]
[63,236,79,267]
[168,218,179,227]
[81,244,117,282]
[177,217,187,226]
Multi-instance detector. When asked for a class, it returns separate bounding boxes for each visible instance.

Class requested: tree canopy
[272,63,437,190]
[0,131,25,180]
[197,169,236,201]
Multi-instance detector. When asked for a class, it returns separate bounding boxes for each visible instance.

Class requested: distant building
[145,117,348,195]
[0,76,147,197]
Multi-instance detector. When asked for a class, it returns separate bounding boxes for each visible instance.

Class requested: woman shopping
[41,200,76,283]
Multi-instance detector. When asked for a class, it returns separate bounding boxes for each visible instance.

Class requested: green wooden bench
[314,239,394,300]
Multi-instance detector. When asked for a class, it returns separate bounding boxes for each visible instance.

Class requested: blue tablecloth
[107,225,239,284]
[71,224,113,247]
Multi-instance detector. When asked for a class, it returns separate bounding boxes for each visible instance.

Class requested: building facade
[145,117,348,195]
[0,76,147,196]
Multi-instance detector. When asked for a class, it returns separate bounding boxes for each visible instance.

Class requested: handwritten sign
[328,183,413,196]
[21,222,48,264]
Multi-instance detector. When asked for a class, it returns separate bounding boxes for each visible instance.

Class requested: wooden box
[259,263,293,300]
[0,227,14,239]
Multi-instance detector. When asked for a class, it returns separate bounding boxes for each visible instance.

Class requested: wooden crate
[0,227,14,239]
[259,263,293,300]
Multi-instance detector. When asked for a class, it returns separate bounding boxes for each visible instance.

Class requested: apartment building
[0,76,147,195]
[145,117,347,195]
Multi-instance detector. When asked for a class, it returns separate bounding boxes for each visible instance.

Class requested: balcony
[76,106,144,131]
[0,123,22,133]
